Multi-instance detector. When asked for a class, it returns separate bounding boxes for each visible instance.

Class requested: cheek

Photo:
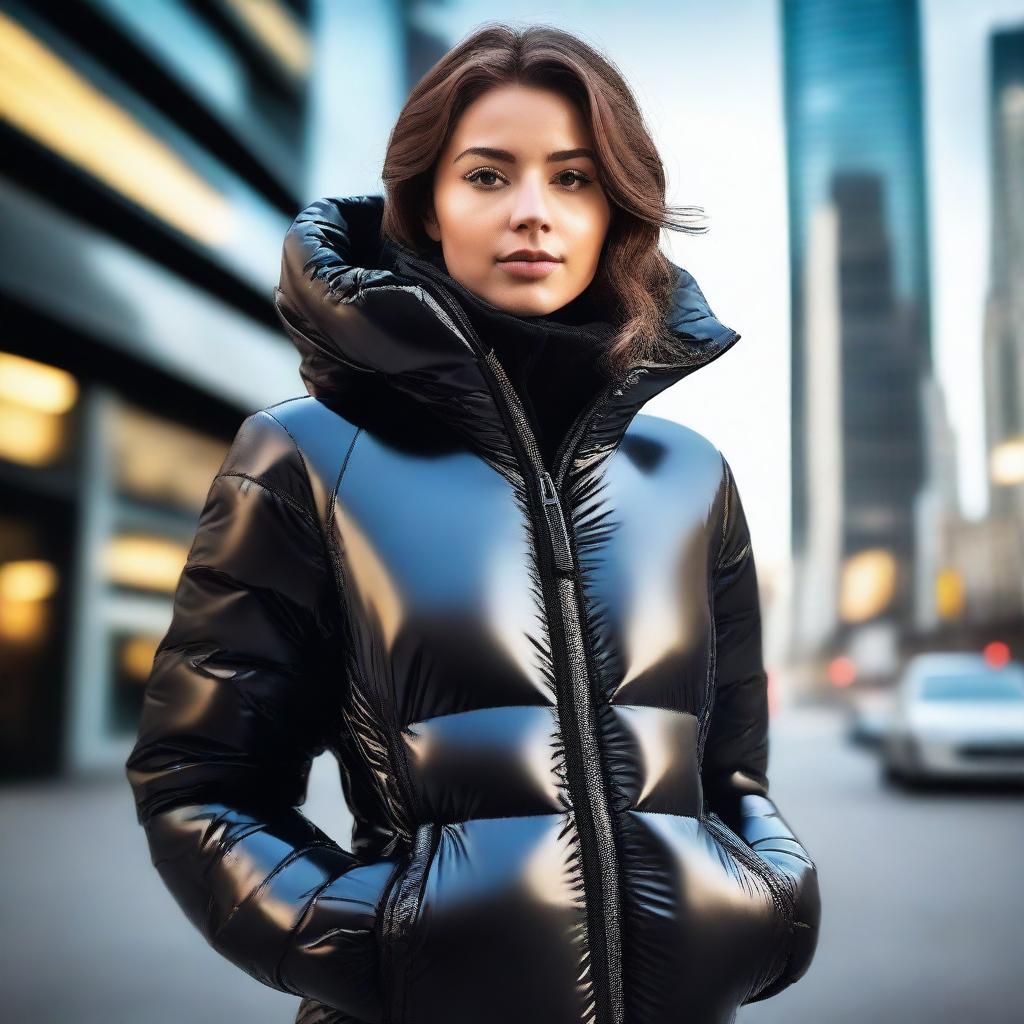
[437,220,492,282]
[439,195,494,251]
[565,234,607,284]
[565,201,611,264]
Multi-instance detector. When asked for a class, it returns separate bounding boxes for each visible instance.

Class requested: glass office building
[782,0,933,654]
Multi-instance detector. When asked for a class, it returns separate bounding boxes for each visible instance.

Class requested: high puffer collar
[393,245,618,474]
[273,194,741,481]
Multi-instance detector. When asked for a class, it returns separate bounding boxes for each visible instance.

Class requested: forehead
[446,83,593,153]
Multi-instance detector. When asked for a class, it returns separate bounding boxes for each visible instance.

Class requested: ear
[423,204,441,243]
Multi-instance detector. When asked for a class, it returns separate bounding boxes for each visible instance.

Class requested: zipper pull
[539,469,575,576]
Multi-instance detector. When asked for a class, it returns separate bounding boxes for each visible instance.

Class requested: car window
[920,670,1024,702]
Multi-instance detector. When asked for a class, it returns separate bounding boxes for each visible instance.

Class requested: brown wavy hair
[379,22,710,375]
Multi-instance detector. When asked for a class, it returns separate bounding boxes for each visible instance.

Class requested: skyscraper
[782,0,934,656]
[981,22,1024,619]
[983,24,1024,516]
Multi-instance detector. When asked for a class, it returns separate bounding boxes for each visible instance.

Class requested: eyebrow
[452,146,597,164]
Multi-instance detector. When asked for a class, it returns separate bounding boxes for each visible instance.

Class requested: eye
[462,167,596,191]
[463,167,507,189]
[554,169,594,190]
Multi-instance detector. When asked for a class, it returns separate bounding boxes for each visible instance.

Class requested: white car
[881,652,1024,786]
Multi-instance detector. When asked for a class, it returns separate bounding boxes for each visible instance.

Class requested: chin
[488,285,564,317]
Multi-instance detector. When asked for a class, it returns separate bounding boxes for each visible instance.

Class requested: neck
[397,247,617,472]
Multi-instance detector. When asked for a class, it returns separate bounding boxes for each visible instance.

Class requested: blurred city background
[2,0,1023,1021]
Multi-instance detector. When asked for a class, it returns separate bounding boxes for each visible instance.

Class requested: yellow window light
[0,559,58,643]
[991,437,1024,487]
[0,352,78,413]
[105,534,190,593]
[839,548,897,623]
[0,353,77,466]
[935,568,965,621]
[119,634,162,681]
[0,399,69,466]
[0,12,234,245]
[0,559,59,602]
[223,0,311,78]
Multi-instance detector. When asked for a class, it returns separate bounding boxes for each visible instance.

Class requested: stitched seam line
[329,426,362,527]
[325,426,423,839]
[215,472,320,534]
[720,540,752,572]
[264,395,309,412]
[715,451,732,572]
[421,810,568,826]
[210,841,331,942]
[321,423,361,616]
[402,702,702,730]
[697,537,721,764]
[625,808,702,822]
[271,866,350,994]
[262,408,321,531]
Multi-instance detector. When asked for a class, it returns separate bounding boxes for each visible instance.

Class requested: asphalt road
[2,703,1022,1023]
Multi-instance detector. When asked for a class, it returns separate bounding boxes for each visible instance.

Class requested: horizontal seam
[271,865,353,994]
[210,841,335,941]
[428,810,569,826]
[611,704,699,722]
[625,808,701,822]
[404,702,558,729]
[402,701,698,731]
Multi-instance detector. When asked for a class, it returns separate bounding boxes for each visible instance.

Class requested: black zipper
[381,820,441,1022]
[399,257,626,1024]
[539,467,575,575]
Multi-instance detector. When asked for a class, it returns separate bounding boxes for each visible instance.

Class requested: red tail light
[828,655,857,687]
[983,641,1010,668]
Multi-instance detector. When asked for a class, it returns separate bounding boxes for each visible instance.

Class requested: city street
[3,702,1022,1023]
[4,3,1023,1023]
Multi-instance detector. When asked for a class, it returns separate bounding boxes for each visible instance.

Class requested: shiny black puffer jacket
[125,194,821,1024]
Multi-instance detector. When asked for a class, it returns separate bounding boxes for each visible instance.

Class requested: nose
[508,173,551,233]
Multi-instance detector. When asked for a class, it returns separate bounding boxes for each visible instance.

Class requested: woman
[126,23,821,1024]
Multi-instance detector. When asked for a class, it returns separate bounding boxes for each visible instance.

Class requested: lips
[496,257,561,280]
[498,251,561,263]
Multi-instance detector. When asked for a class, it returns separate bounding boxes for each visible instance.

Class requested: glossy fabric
[125,194,821,1024]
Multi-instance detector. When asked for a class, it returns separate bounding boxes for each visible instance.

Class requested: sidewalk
[1,753,352,1024]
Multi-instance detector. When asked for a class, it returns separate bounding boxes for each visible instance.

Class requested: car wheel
[880,758,904,787]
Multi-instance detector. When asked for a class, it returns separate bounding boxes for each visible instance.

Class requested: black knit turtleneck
[396,249,618,473]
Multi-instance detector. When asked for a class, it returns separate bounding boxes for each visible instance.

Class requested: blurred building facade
[0,0,321,781]
[782,0,943,667]
[980,24,1024,614]
[907,19,1024,658]
[0,0,489,783]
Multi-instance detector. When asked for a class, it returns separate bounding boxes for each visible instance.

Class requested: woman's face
[424,82,612,316]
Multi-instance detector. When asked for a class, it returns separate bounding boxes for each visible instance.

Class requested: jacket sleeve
[124,409,399,1022]
[701,454,822,1003]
